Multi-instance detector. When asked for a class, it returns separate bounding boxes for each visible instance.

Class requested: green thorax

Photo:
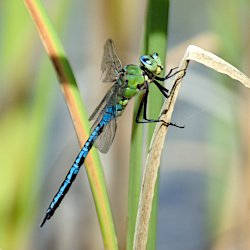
[122,64,145,99]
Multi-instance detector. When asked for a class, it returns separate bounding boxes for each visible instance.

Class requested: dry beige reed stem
[133,45,250,250]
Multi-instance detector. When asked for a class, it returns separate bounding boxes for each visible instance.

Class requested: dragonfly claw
[161,109,168,115]
[161,120,185,129]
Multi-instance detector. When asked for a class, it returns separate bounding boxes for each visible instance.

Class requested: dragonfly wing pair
[42,38,178,227]
[89,39,124,153]
[89,86,118,153]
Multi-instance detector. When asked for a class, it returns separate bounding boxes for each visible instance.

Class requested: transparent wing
[94,118,117,153]
[101,39,122,82]
[89,78,127,122]
[89,83,121,153]
[89,86,114,121]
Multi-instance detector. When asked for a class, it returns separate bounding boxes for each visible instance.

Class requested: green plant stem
[127,0,169,249]
[25,1,118,249]
[143,1,169,249]
[127,96,144,250]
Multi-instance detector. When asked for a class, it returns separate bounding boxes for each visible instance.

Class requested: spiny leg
[152,68,187,101]
[155,67,186,81]
[153,80,170,98]
[159,72,187,119]
[168,71,186,97]
[135,87,184,128]
[135,88,149,123]
[165,67,186,80]
[165,67,179,79]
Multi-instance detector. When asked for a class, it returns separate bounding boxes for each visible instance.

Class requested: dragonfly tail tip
[40,216,47,227]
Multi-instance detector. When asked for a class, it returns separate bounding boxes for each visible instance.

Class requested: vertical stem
[127,0,169,249]
[25,1,118,249]
[127,95,144,250]
[143,0,170,249]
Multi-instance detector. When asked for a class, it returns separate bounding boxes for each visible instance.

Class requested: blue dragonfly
[41,39,183,227]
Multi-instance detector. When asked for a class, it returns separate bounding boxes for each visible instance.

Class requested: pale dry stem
[133,45,250,250]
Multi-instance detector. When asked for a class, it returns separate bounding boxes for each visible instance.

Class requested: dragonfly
[41,39,183,227]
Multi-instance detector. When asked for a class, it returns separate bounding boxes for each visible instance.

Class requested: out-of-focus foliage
[0,0,249,249]
[0,1,68,249]
[207,0,250,249]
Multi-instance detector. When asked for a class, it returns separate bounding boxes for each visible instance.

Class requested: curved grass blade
[25,1,118,249]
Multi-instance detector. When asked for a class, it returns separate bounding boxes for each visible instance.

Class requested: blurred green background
[0,0,250,249]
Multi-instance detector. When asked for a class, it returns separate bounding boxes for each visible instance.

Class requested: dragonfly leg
[155,67,186,81]
[158,109,184,128]
[167,73,186,98]
[160,108,168,116]
[165,67,186,80]
[153,80,170,98]
[135,87,184,128]
[164,67,179,80]
[135,88,149,123]
[153,68,186,99]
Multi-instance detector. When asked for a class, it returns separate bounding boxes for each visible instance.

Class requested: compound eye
[140,56,151,66]
[140,55,158,72]
[152,52,159,60]
[151,52,162,73]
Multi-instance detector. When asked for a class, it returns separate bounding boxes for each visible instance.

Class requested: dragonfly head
[140,52,163,75]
